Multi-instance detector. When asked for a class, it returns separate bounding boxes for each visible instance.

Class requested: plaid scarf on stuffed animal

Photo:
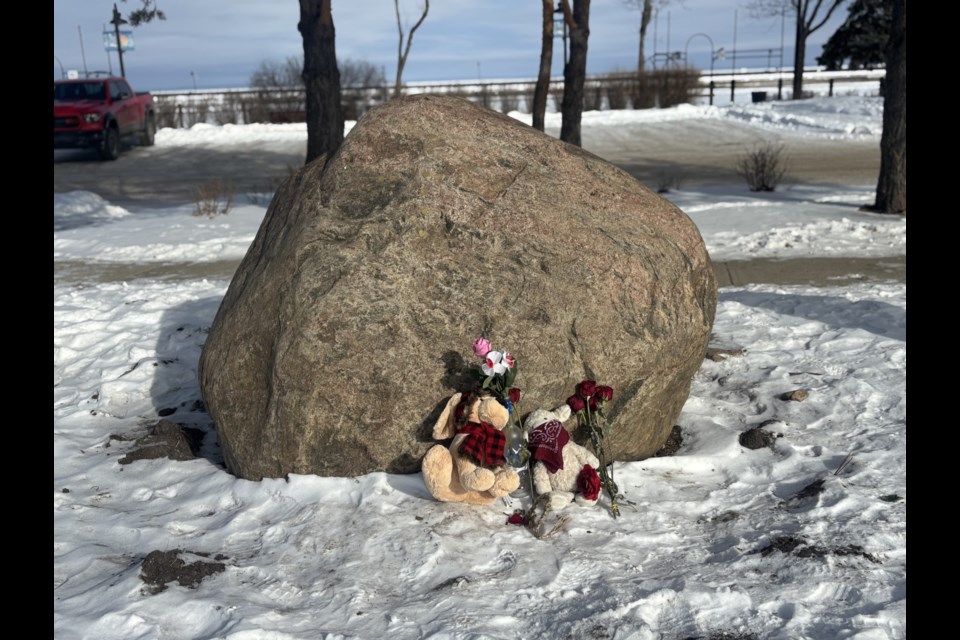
[457,421,506,468]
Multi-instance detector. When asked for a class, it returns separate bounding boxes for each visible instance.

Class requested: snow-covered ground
[54,95,906,640]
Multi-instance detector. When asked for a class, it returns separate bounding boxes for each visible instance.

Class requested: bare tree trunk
[533,0,555,131]
[394,0,430,99]
[787,0,846,100]
[792,5,807,99]
[873,0,905,214]
[299,0,343,164]
[560,0,590,147]
[638,0,653,72]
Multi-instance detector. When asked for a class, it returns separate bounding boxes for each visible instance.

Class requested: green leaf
[482,375,493,389]
[504,366,517,388]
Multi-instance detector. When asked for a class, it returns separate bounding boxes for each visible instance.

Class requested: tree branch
[394,0,430,98]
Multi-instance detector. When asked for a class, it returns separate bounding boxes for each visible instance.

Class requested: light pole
[684,33,716,76]
[78,26,89,75]
[54,55,66,79]
[110,3,128,78]
[191,71,197,90]
[683,33,725,106]
[554,2,568,65]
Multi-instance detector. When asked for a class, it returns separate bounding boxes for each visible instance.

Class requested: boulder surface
[198,94,717,480]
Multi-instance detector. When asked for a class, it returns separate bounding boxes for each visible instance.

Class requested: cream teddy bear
[422,391,521,505]
[525,404,601,511]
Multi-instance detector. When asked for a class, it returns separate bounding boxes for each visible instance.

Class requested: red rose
[506,512,526,525]
[595,385,613,402]
[508,387,522,404]
[589,396,600,412]
[566,394,585,413]
[577,464,601,501]
[576,380,597,399]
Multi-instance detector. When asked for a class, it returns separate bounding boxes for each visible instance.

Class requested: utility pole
[111,3,128,77]
[78,26,89,75]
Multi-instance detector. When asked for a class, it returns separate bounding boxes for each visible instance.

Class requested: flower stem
[525,458,536,502]
[585,411,620,519]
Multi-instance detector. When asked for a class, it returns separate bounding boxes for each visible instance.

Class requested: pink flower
[577,465,601,501]
[502,352,516,369]
[576,380,597,399]
[473,337,492,358]
[566,395,585,413]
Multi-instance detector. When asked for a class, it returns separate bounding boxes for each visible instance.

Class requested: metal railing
[150,68,884,129]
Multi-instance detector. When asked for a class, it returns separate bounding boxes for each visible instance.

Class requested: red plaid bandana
[457,421,506,468]
[528,419,570,474]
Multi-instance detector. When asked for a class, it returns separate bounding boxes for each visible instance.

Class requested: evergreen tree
[123,0,165,26]
[818,0,891,70]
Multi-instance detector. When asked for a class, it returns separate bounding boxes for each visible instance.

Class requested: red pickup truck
[53,76,157,160]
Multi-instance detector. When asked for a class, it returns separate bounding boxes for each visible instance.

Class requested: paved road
[54,117,880,207]
[54,140,305,208]
[585,119,881,188]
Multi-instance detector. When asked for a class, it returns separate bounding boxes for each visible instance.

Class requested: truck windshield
[54,82,106,101]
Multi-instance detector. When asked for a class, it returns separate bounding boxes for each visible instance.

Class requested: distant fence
[151,85,386,130]
[152,68,884,129]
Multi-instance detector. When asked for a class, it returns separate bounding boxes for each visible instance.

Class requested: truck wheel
[99,126,120,161]
[140,115,156,146]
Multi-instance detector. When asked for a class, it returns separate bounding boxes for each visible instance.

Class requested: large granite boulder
[199,94,717,481]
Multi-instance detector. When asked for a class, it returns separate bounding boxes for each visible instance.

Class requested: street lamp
[684,32,719,76]
[684,33,725,105]
[554,2,569,65]
[54,55,66,79]
[110,3,128,78]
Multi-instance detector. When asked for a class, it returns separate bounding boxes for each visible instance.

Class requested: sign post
[109,4,129,77]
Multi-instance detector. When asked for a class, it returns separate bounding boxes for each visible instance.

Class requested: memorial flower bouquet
[471,337,526,469]
[567,379,620,518]
[471,337,518,402]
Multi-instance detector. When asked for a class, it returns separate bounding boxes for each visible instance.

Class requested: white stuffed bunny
[524,404,601,511]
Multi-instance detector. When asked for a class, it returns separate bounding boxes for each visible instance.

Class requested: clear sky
[53,1,851,92]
